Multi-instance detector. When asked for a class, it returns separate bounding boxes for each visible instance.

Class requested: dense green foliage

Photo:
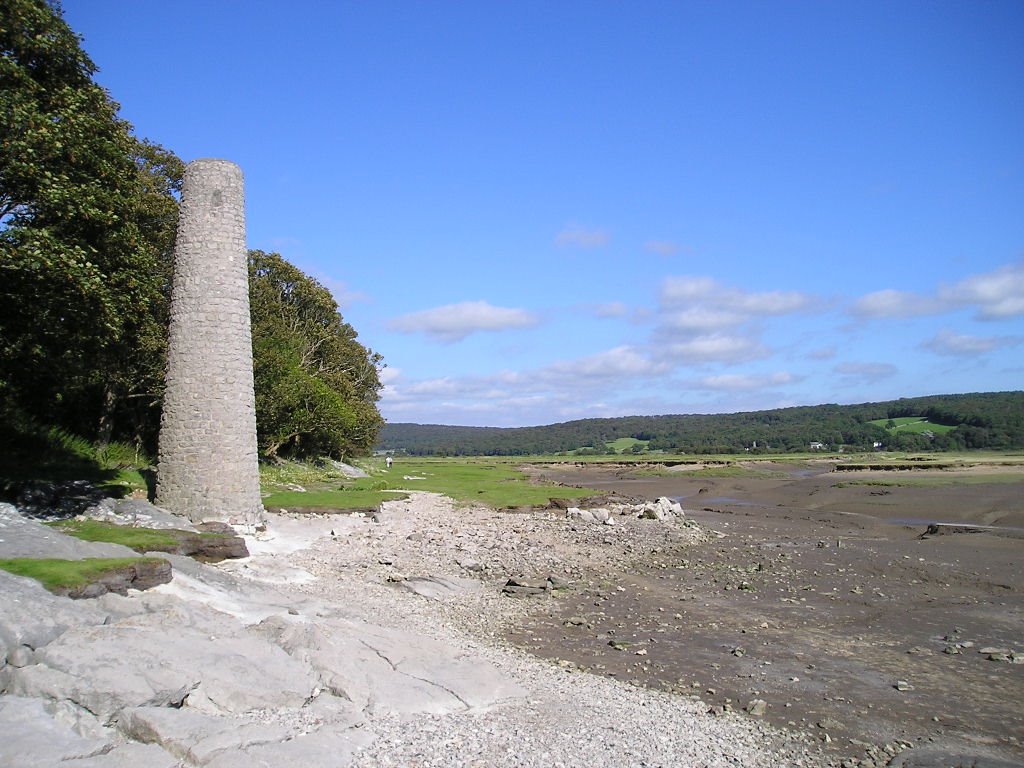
[0,0,182,448]
[0,2,383,467]
[249,250,384,460]
[378,392,1024,456]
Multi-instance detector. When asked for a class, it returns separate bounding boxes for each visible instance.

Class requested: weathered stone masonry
[156,159,263,525]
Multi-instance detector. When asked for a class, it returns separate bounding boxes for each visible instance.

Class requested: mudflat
[512,460,1024,766]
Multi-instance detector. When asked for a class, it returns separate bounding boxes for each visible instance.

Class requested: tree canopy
[1,0,180,445]
[249,250,384,460]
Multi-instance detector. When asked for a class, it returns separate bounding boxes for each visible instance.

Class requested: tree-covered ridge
[378,391,1024,456]
[0,1,384,463]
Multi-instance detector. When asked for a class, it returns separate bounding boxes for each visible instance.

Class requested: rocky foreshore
[0,491,836,767]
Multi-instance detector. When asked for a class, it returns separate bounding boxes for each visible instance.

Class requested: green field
[260,457,601,512]
[603,437,650,454]
[869,417,956,435]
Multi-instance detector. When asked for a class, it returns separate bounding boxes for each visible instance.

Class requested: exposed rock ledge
[0,493,828,767]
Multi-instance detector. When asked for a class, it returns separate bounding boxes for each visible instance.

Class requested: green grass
[0,557,167,591]
[263,486,407,510]
[380,459,600,507]
[260,457,602,511]
[604,437,650,453]
[869,417,957,435]
[44,519,235,551]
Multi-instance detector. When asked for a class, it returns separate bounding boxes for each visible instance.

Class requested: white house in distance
[809,441,827,450]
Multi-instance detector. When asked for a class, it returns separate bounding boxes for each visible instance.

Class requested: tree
[248,250,384,459]
[0,0,179,448]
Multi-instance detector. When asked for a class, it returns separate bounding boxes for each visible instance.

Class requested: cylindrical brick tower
[156,159,263,525]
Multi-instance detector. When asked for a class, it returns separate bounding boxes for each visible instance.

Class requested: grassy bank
[0,557,167,592]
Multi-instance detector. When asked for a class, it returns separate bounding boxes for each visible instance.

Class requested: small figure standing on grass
[385,456,393,470]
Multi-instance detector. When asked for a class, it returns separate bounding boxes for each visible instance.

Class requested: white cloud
[545,345,667,379]
[940,261,1024,320]
[693,372,799,391]
[660,276,720,305]
[833,362,898,381]
[922,329,1021,357]
[850,261,1024,321]
[732,290,816,315]
[662,334,769,364]
[554,226,610,248]
[388,300,539,343]
[661,307,746,332]
[660,276,816,316]
[850,289,941,318]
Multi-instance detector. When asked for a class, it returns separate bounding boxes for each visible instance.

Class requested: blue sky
[64,1,1023,427]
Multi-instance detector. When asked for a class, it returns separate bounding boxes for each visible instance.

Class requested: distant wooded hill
[377,391,1024,456]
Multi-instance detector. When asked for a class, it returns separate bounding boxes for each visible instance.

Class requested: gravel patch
[279,492,831,767]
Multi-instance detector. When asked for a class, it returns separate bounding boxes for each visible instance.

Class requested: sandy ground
[513,461,1024,765]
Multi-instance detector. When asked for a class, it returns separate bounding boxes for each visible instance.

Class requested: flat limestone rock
[0,569,108,658]
[0,695,113,763]
[256,613,525,715]
[6,605,318,720]
[62,741,181,768]
[121,705,292,764]
[400,574,482,600]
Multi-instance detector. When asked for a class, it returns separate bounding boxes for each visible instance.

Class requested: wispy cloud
[834,361,898,382]
[319,277,369,309]
[554,225,611,248]
[806,346,837,360]
[592,301,629,318]
[850,289,942,319]
[388,300,539,343]
[644,239,680,256]
[922,329,1022,357]
[662,334,770,364]
[660,276,817,315]
[691,372,800,391]
[544,345,668,379]
[653,276,817,364]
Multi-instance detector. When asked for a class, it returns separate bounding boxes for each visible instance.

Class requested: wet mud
[509,462,1024,765]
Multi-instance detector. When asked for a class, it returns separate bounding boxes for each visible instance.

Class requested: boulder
[54,558,173,599]
[566,507,596,524]
[81,498,198,531]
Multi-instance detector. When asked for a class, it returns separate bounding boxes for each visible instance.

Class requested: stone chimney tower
[156,159,263,525]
